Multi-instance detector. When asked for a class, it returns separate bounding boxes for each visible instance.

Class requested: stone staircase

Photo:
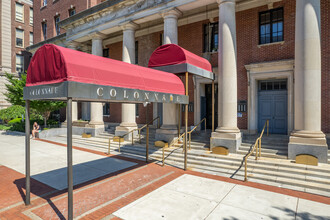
[47,128,330,197]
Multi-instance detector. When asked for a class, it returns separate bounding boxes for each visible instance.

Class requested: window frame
[42,22,47,41]
[15,2,24,23]
[16,54,24,74]
[203,22,219,53]
[16,29,24,48]
[29,32,33,46]
[54,15,60,36]
[69,8,76,17]
[259,7,284,45]
[29,8,33,26]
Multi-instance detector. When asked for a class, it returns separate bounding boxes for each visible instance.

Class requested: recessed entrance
[258,80,288,134]
[201,83,218,129]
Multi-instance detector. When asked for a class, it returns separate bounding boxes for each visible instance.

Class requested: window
[103,48,109,58]
[30,8,33,26]
[136,104,139,117]
[203,22,218,53]
[16,29,24,47]
[42,0,47,7]
[135,41,138,64]
[16,3,24,23]
[29,32,33,45]
[103,103,110,116]
[16,55,24,74]
[259,8,284,44]
[69,8,76,17]
[55,15,60,36]
[42,22,47,40]
[259,80,287,91]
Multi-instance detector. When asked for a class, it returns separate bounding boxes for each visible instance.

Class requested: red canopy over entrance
[27,44,185,95]
[148,44,212,72]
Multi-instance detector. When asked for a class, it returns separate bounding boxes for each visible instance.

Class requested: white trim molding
[245,60,294,135]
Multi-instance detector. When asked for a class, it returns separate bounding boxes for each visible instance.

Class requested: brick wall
[33,0,102,44]
[100,0,330,133]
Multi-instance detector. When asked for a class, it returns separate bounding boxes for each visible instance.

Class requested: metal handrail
[244,119,269,182]
[107,117,160,155]
[187,118,206,150]
[138,117,160,144]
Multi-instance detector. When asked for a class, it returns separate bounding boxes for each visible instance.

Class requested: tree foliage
[2,73,66,126]
[0,105,25,123]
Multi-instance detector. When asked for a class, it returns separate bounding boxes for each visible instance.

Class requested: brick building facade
[28,0,329,161]
[0,0,33,109]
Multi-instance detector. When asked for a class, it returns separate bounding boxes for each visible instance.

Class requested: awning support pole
[67,98,73,220]
[212,80,215,132]
[178,104,181,137]
[25,100,30,205]
[184,72,188,171]
[146,125,149,163]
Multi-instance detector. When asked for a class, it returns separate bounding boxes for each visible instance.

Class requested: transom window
[259,8,283,44]
[16,29,24,47]
[203,22,218,53]
[259,80,287,91]
[16,3,24,23]
[43,0,47,7]
[55,15,60,36]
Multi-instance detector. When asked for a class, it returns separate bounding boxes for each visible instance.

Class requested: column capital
[161,8,182,19]
[88,32,107,40]
[217,0,235,6]
[120,21,139,31]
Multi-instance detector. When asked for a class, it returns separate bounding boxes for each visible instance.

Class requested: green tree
[3,72,66,127]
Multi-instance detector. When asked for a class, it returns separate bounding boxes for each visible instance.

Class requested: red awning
[148,44,212,72]
[26,44,185,95]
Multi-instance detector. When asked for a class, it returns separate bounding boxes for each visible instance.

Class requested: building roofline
[26,33,67,52]
[59,0,124,28]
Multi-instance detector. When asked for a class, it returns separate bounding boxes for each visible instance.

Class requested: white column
[89,33,105,128]
[211,0,241,153]
[115,22,139,139]
[155,9,182,143]
[289,0,327,163]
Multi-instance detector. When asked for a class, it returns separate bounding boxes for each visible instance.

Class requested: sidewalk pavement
[0,133,329,219]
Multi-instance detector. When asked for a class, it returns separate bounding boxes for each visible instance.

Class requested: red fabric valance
[26,44,185,95]
[148,44,212,72]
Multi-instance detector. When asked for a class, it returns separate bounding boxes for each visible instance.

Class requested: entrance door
[204,83,218,129]
[258,80,287,134]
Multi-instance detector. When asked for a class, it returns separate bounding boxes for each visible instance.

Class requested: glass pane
[265,35,271,44]
[274,82,280,90]
[267,82,272,90]
[280,81,287,90]
[260,82,267,90]
[265,24,270,34]
[278,22,283,31]
[273,23,278,32]
[260,25,266,35]
[16,3,23,22]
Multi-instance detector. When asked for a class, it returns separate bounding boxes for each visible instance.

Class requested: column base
[115,124,138,141]
[211,128,242,153]
[288,131,328,163]
[155,125,180,143]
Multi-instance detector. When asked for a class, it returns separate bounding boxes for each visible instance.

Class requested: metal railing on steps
[244,120,269,182]
[107,117,160,163]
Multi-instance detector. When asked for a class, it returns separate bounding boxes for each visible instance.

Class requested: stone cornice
[120,21,140,31]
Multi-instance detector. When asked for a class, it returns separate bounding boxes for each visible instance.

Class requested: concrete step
[50,135,330,197]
